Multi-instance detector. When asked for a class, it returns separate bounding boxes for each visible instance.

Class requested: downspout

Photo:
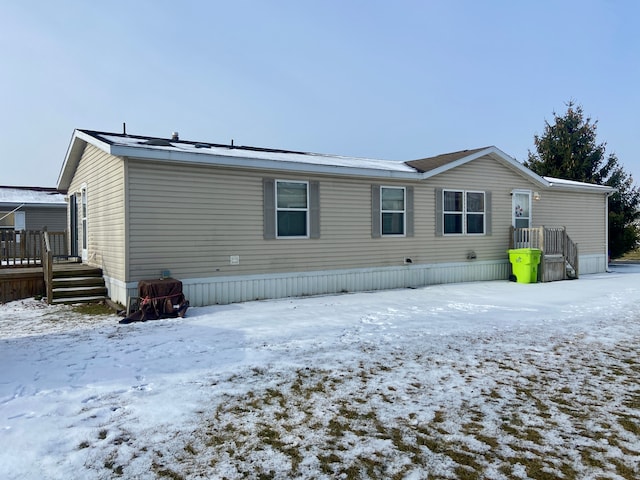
[605,191,612,271]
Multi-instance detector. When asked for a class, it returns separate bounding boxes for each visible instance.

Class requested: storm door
[512,191,531,228]
[512,190,532,248]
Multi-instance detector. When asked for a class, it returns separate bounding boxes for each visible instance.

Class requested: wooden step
[48,263,109,305]
[53,267,103,278]
[51,295,108,305]
[52,285,108,299]
[52,276,106,288]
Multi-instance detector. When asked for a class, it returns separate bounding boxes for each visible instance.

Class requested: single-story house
[0,186,67,232]
[57,129,614,307]
[0,185,67,267]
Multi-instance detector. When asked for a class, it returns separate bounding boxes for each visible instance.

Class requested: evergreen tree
[525,101,640,258]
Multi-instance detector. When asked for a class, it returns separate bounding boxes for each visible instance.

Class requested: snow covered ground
[1,265,640,479]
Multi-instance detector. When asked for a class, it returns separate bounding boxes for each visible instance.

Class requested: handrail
[565,232,579,279]
[510,226,579,280]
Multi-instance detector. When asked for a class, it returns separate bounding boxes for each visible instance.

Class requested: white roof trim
[544,176,615,193]
[57,130,614,195]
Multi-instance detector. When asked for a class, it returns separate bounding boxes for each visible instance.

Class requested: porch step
[49,265,108,304]
[566,263,578,279]
[53,266,103,278]
[53,276,106,288]
[51,295,109,305]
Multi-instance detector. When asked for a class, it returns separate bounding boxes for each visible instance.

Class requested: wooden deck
[0,262,88,303]
[509,226,579,282]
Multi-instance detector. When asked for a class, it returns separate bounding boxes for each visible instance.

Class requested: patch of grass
[580,448,605,469]
[445,447,483,477]
[558,460,579,479]
[432,409,446,424]
[524,427,544,445]
[618,416,640,435]
[612,458,638,479]
[257,425,285,449]
[318,452,342,471]
[387,427,421,456]
[523,457,557,479]
[475,433,499,449]
[149,334,640,479]
[453,464,482,480]
[104,458,124,476]
[152,460,185,479]
[618,249,640,261]
[72,302,113,315]
[327,417,349,438]
[487,388,502,399]
[77,440,90,449]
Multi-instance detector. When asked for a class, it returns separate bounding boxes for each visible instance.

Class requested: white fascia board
[545,181,616,194]
[74,130,113,153]
[57,130,115,191]
[488,146,550,187]
[110,145,421,180]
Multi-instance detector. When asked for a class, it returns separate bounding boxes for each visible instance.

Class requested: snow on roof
[0,187,66,205]
[543,176,615,192]
[60,130,616,195]
[95,132,416,174]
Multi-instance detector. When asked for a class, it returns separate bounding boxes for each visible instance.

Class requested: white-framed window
[276,180,309,238]
[381,186,406,236]
[443,189,485,235]
[512,190,531,228]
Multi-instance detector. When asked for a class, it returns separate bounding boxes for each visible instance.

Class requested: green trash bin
[507,248,541,283]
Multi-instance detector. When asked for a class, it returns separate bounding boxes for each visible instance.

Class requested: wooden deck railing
[1,230,67,268]
[509,226,579,280]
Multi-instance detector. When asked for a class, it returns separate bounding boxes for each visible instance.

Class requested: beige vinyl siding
[125,153,608,282]
[127,160,427,281]
[68,144,126,280]
[423,155,608,258]
[533,189,607,254]
[421,155,529,262]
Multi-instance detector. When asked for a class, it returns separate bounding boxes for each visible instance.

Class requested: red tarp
[120,278,189,323]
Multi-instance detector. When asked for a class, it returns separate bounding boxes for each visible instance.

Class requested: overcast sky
[1,0,638,187]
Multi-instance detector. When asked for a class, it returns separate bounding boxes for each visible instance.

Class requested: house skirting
[104,254,607,308]
[578,254,608,275]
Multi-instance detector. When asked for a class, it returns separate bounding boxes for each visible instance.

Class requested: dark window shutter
[263,178,276,239]
[309,181,320,239]
[485,191,492,236]
[435,188,443,236]
[371,184,381,238]
[406,186,414,237]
